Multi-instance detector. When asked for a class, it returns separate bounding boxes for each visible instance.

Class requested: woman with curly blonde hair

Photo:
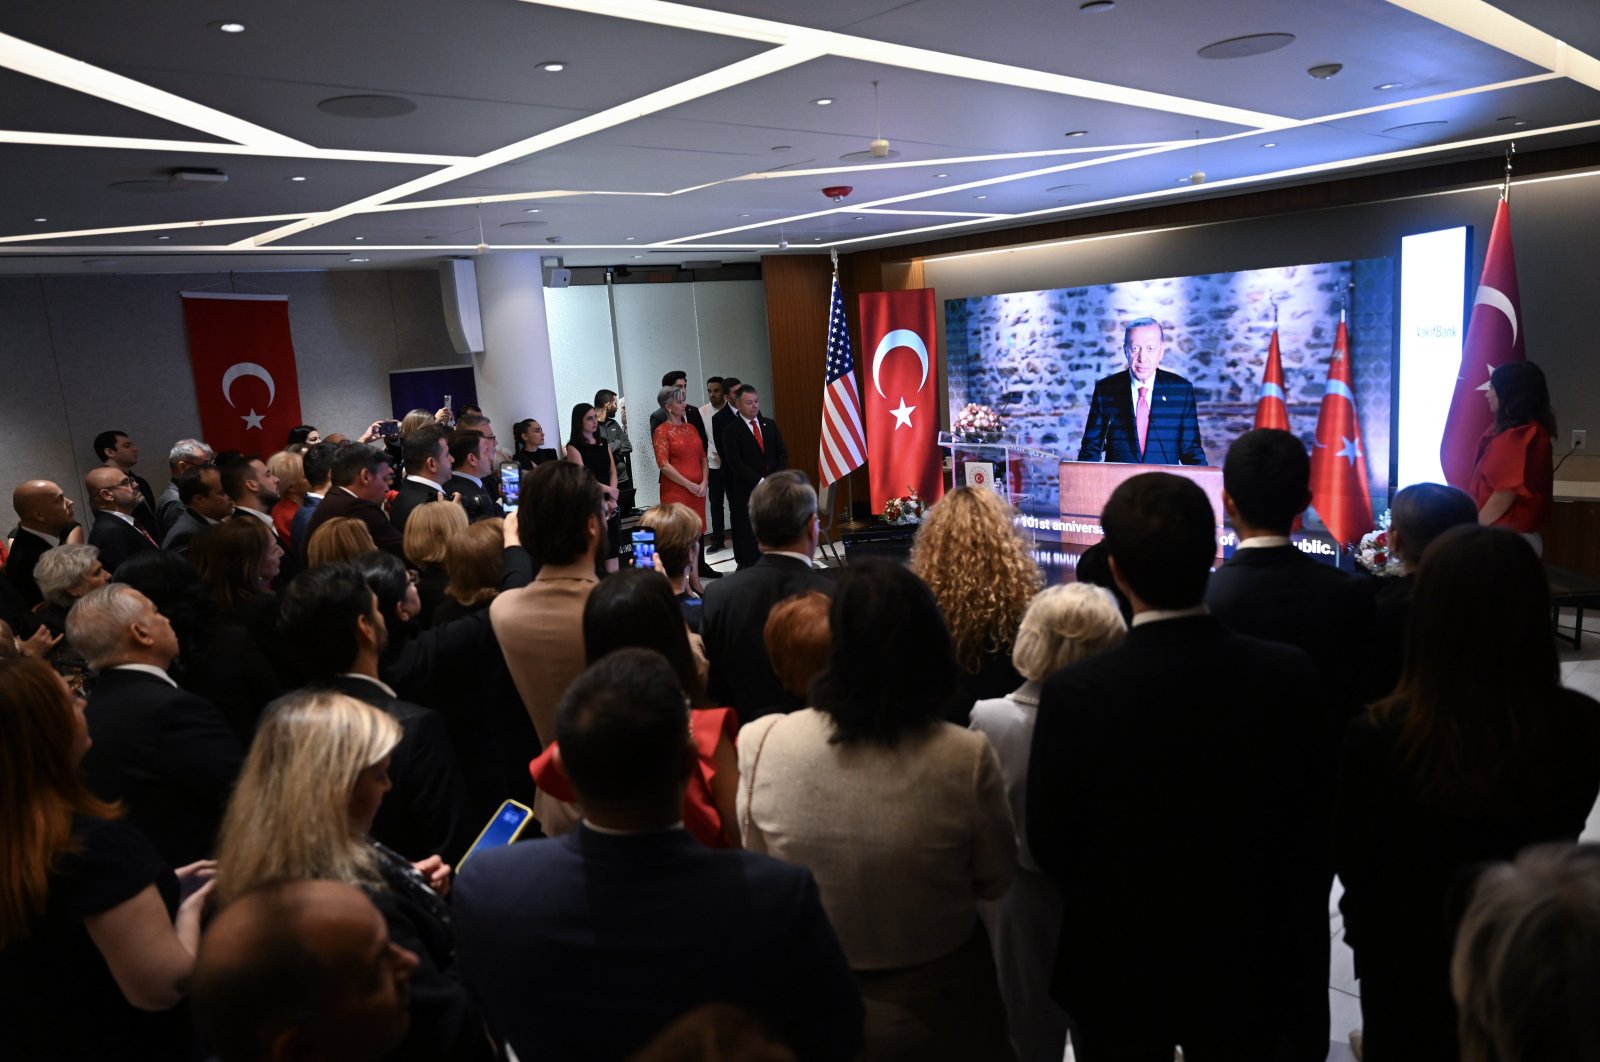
[910,486,1043,713]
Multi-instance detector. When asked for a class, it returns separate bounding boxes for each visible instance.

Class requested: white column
[473,252,559,448]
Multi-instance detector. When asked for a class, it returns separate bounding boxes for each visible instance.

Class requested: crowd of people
[1,357,1596,1062]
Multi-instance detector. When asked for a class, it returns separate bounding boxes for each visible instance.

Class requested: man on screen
[1077,317,1207,466]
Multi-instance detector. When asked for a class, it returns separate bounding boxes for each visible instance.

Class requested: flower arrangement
[881,488,925,525]
[952,403,1005,442]
[1351,510,1405,577]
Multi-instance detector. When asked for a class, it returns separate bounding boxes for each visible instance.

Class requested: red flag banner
[1253,327,1290,431]
[859,288,944,511]
[181,293,305,455]
[1440,198,1524,488]
[1308,320,1374,544]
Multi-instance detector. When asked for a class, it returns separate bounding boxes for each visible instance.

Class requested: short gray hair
[169,438,213,466]
[656,385,685,411]
[34,544,102,610]
[749,470,817,548]
[1011,583,1127,682]
[64,583,147,668]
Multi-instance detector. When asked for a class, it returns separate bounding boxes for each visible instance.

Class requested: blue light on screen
[1396,226,1468,491]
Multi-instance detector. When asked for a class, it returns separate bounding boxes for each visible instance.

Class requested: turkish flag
[859,289,945,511]
[1253,327,1290,431]
[1307,320,1374,544]
[181,293,305,455]
[1440,198,1524,488]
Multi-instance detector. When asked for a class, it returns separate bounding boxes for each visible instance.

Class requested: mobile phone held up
[500,465,521,508]
[457,799,534,870]
[377,419,401,438]
[630,528,655,569]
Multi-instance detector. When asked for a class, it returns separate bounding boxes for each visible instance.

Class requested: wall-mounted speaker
[545,267,572,289]
[438,259,484,354]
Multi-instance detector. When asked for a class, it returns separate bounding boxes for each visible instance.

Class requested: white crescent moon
[221,362,277,408]
[1473,284,1518,346]
[871,329,930,399]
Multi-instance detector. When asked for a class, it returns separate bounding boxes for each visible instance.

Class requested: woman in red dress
[1471,361,1554,554]
[652,384,708,531]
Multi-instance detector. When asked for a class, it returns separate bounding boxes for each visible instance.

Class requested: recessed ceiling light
[1064,130,1088,138]
[287,176,307,182]
[739,213,751,218]
[349,257,370,263]
[156,234,171,240]
[812,98,834,106]
[853,216,864,220]
[1374,82,1404,91]
[1514,120,1528,126]
[974,195,988,200]
[538,61,567,73]
[353,235,365,241]
[1176,176,1192,183]
[32,217,47,222]
[933,173,948,179]
[1261,142,1278,148]
[812,236,823,241]
[625,236,636,241]
[632,255,643,259]
[524,208,541,213]
[1307,63,1344,80]
[1198,33,1296,60]
[210,20,246,33]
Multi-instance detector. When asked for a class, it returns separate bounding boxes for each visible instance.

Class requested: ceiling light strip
[0,213,311,245]
[1384,0,1600,92]
[237,42,823,247]
[0,129,473,166]
[0,31,310,150]
[854,209,1011,218]
[729,142,1180,180]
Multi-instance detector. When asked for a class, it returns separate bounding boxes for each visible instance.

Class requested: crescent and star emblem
[873,329,929,431]
[221,362,277,431]
[1473,284,1518,346]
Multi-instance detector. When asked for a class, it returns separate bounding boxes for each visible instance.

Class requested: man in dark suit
[389,424,455,535]
[289,440,340,551]
[454,648,863,1062]
[647,369,708,450]
[155,438,215,538]
[702,471,831,719]
[6,479,80,608]
[281,562,468,863]
[84,466,159,573]
[1027,472,1330,1062]
[303,444,405,560]
[1077,317,1207,466]
[161,465,235,554]
[69,584,245,865]
[445,428,503,521]
[717,383,789,569]
[92,429,159,528]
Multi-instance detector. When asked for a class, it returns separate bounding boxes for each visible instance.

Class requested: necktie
[751,417,764,452]
[1136,385,1150,456]
[133,520,158,547]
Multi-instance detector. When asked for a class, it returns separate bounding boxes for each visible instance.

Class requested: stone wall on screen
[944,259,1392,513]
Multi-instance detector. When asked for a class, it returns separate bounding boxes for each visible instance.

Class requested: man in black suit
[717,383,789,569]
[1077,317,1207,466]
[390,424,455,535]
[1027,472,1330,1062]
[6,479,80,608]
[92,429,159,527]
[289,440,339,551]
[84,466,159,573]
[455,648,863,1061]
[69,583,245,865]
[445,428,503,521]
[161,465,235,554]
[303,444,405,560]
[281,563,468,863]
[702,471,830,719]
[155,438,215,538]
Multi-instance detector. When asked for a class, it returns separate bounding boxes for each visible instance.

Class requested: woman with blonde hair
[266,449,308,545]
[910,486,1043,714]
[0,656,215,1059]
[215,689,492,1061]
[640,502,705,631]
[403,501,468,628]
[969,583,1127,1062]
[305,515,378,568]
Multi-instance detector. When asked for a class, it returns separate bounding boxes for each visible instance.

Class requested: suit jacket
[702,554,832,719]
[445,474,503,522]
[155,481,185,539]
[391,478,446,535]
[303,486,405,559]
[3,526,55,609]
[331,675,470,863]
[454,825,864,1062]
[88,510,158,573]
[160,507,219,554]
[1077,368,1206,465]
[488,561,597,744]
[288,492,322,551]
[81,667,245,865]
[125,471,158,530]
[1026,614,1329,1055]
[718,413,788,495]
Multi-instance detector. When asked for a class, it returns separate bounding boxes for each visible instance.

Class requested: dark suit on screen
[717,412,789,569]
[454,825,864,1062]
[88,510,158,573]
[702,553,831,720]
[81,667,245,865]
[302,486,405,560]
[1027,614,1331,1060]
[1077,368,1206,465]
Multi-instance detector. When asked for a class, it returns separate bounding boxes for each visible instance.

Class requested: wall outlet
[1574,429,1587,451]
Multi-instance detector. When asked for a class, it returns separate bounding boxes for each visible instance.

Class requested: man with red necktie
[1077,317,1207,466]
[718,383,788,570]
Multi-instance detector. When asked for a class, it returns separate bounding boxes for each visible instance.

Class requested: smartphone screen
[378,419,401,438]
[500,465,521,507]
[631,528,655,569]
[458,799,533,870]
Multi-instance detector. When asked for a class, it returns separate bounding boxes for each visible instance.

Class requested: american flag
[818,274,867,486]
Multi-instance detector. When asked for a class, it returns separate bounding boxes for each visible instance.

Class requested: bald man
[194,880,420,1062]
[85,467,159,574]
[6,480,79,609]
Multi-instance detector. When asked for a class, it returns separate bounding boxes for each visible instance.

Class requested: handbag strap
[740,719,776,849]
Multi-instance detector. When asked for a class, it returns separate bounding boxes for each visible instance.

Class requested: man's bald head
[195,880,418,1062]
[85,467,139,515]
[12,480,75,533]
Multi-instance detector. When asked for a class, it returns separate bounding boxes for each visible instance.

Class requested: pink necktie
[1136,385,1150,456]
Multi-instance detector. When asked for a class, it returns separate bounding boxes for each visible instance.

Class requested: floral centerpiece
[1351,509,1405,577]
[952,403,1005,443]
[881,488,925,525]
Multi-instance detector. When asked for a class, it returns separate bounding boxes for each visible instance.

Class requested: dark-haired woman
[1336,525,1600,1062]
[511,418,559,472]
[737,558,1016,1060]
[564,403,621,573]
[1471,360,1555,552]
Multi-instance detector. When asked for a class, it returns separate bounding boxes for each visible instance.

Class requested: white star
[241,408,265,430]
[890,397,915,429]
[1336,435,1362,466]
[1474,363,1498,392]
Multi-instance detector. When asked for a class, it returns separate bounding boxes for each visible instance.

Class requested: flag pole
[829,246,855,528]
[1502,142,1515,202]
